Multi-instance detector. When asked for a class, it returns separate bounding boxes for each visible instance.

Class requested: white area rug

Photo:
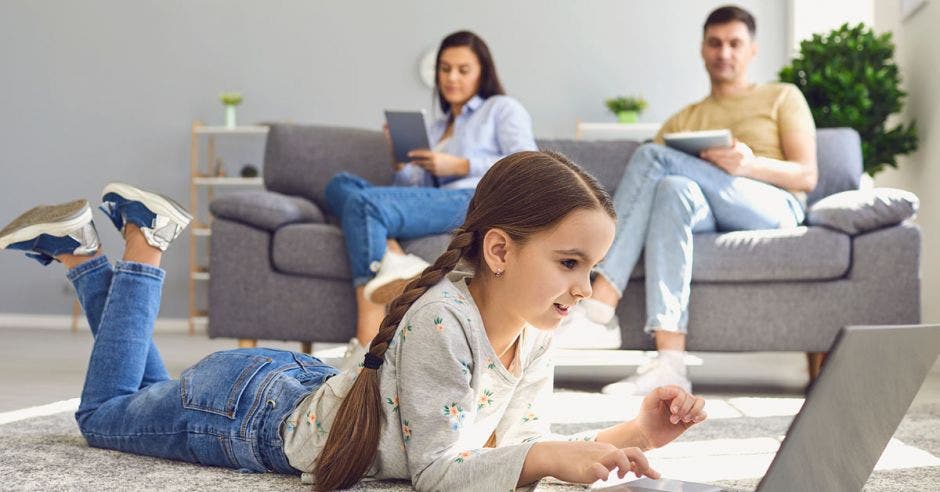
[2,391,939,491]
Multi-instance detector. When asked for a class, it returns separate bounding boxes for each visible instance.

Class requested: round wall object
[418,47,437,89]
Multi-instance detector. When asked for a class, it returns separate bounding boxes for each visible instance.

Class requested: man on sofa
[564,5,818,395]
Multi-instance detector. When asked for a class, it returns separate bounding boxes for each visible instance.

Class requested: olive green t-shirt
[654,82,815,161]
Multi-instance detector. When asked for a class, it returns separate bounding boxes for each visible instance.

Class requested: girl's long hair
[434,30,506,114]
[314,151,615,490]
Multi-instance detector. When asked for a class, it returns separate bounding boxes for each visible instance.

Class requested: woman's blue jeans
[69,256,339,473]
[596,143,805,335]
[324,172,475,286]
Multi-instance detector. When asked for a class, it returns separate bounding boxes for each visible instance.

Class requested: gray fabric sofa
[208,124,920,357]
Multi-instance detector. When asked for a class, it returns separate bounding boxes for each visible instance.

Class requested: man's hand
[407,150,470,177]
[700,139,755,176]
[634,385,707,449]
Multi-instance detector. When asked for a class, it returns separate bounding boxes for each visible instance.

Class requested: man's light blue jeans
[595,143,805,335]
[70,256,338,473]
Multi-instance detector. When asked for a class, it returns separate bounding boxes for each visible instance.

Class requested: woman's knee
[341,191,379,224]
[325,174,366,215]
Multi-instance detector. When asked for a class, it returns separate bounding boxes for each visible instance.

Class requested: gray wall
[0,0,787,319]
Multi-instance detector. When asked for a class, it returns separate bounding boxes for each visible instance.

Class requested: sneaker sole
[101,182,193,227]
[366,277,416,305]
[0,200,92,249]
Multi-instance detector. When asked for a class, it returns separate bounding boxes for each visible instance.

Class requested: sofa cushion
[806,188,919,235]
[807,128,863,206]
[272,224,849,283]
[210,190,324,231]
[536,139,638,194]
[271,223,351,279]
[272,226,453,280]
[626,226,851,282]
[263,124,391,210]
[401,234,453,263]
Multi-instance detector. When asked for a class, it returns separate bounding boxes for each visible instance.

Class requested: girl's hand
[700,139,754,176]
[406,150,470,176]
[521,441,660,486]
[635,385,707,449]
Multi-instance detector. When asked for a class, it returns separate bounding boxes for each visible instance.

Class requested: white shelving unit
[188,121,268,334]
[575,121,662,141]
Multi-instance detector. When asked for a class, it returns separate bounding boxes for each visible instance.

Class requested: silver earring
[495,268,504,278]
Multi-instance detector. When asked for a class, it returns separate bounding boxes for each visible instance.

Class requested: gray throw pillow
[806,188,919,235]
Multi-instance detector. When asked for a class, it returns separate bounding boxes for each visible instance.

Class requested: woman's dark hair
[704,5,756,37]
[434,30,506,114]
[314,151,615,490]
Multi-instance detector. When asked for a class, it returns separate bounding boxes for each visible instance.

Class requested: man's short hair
[703,5,756,37]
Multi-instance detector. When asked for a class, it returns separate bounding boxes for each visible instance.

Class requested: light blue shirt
[393,94,537,189]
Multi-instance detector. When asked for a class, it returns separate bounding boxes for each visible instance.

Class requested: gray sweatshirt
[281,273,596,491]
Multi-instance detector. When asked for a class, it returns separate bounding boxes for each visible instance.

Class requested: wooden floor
[2,326,938,413]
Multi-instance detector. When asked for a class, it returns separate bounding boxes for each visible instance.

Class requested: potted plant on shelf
[219,91,243,129]
[779,23,917,176]
[605,95,647,123]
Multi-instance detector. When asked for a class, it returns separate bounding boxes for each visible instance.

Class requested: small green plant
[219,91,243,106]
[605,95,647,115]
[779,23,917,176]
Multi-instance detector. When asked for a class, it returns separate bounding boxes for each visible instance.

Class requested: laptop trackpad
[596,477,725,491]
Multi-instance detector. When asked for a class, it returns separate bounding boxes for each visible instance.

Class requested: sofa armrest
[209,190,325,231]
[806,188,919,235]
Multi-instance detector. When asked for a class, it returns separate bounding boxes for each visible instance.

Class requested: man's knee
[629,143,672,172]
[656,175,700,196]
[654,176,705,212]
[634,142,663,160]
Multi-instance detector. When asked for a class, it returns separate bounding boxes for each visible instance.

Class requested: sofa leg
[806,352,828,381]
[238,339,257,348]
[300,342,312,354]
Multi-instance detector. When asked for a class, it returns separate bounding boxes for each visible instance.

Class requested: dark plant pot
[240,164,259,178]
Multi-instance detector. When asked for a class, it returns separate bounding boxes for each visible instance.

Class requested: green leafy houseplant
[605,96,648,123]
[779,23,917,176]
[219,92,243,106]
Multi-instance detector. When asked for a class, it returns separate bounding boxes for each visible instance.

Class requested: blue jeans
[324,172,475,286]
[69,256,339,473]
[596,144,804,335]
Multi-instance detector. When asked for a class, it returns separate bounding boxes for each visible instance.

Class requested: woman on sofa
[324,30,537,369]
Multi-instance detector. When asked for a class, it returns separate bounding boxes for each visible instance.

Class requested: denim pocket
[181,352,272,419]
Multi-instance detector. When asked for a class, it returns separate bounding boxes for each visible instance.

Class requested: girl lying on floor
[0,151,706,491]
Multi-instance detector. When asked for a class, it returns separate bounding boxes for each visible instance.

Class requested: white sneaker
[581,298,616,324]
[363,252,430,304]
[339,337,369,373]
[602,351,692,396]
[553,303,622,349]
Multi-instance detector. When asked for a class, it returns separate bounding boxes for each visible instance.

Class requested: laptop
[598,324,940,492]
